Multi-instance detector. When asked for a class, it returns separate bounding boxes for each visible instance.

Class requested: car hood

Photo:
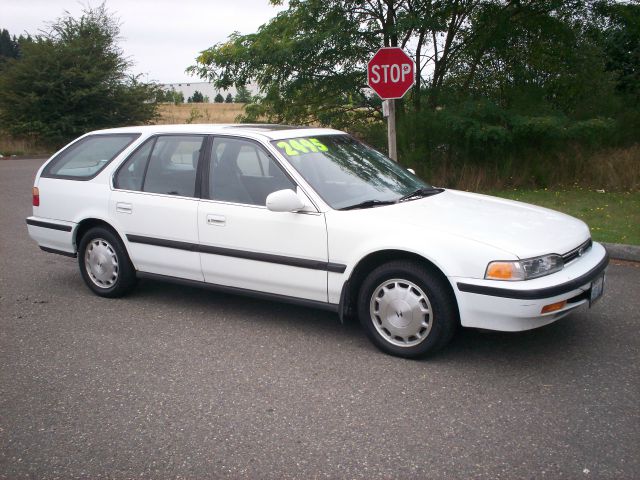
[367,189,591,258]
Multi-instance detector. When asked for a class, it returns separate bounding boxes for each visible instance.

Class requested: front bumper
[452,242,609,331]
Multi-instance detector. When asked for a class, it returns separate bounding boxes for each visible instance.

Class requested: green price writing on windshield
[276,138,328,156]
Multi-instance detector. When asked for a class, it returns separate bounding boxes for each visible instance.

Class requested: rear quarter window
[42,133,140,180]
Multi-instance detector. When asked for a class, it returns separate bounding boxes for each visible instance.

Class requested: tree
[225,93,233,103]
[214,93,224,103]
[190,1,632,121]
[233,85,252,103]
[0,29,20,60]
[189,0,637,179]
[189,0,378,126]
[0,28,31,70]
[189,0,490,125]
[594,1,640,99]
[188,90,205,103]
[0,4,159,146]
[590,0,640,141]
[157,87,185,104]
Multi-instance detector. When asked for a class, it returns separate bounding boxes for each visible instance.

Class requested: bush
[360,99,632,191]
[0,5,158,147]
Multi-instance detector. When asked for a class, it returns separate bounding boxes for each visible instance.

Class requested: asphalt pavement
[1,158,639,479]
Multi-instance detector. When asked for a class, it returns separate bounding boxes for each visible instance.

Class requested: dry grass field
[0,134,49,156]
[154,103,246,125]
[0,104,248,156]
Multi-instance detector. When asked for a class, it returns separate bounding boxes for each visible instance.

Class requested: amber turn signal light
[486,262,518,280]
[541,300,567,314]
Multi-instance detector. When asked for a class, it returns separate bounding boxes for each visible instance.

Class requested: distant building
[160,81,259,103]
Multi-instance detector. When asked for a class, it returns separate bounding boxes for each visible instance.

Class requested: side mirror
[407,168,416,175]
[266,189,305,212]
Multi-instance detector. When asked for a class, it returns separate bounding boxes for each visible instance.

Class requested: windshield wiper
[340,188,444,210]
[397,187,444,202]
[339,199,397,211]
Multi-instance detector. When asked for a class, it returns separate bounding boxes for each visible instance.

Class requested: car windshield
[272,134,432,210]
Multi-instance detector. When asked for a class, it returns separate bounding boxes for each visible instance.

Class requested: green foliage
[396,100,617,164]
[225,93,233,103]
[0,28,31,71]
[188,90,205,103]
[594,1,640,99]
[233,85,252,103]
[591,1,640,143]
[185,107,204,124]
[157,87,184,104]
[189,0,378,126]
[189,0,638,189]
[214,93,224,103]
[0,5,159,147]
[0,29,20,60]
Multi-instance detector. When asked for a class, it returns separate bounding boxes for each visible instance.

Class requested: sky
[2,0,287,83]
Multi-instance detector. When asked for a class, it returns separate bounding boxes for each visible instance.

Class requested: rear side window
[114,138,154,191]
[43,134,139,179]
[115,135,205,198]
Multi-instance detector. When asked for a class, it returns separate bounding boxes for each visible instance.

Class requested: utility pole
[385,99,397,161]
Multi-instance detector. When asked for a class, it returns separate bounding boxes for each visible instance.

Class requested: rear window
[42,133,140,179]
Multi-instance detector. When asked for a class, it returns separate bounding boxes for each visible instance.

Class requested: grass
[485,189,640,245]
[418,145,640,192]
[0,132,50,156]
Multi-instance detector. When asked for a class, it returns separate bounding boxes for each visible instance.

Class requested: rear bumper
[453,242,609,331]
[26,216,76,256]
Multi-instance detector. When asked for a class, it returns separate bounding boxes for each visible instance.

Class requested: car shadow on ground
[130,277,590,366]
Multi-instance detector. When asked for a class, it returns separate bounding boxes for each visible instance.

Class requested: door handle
[116,202,132,214]
[207,214,226,226]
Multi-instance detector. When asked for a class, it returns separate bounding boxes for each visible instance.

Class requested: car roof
[90,124,346,141]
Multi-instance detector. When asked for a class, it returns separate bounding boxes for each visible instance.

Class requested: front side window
[43,134,139,179]
[272,135,430,209]
[208,137,295,206]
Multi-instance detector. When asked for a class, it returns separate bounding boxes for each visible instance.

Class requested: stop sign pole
[367,47,415,161]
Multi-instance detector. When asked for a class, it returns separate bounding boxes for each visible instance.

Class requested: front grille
[562,238,593,264]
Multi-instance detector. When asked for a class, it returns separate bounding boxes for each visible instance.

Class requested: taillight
[32,187,40,206]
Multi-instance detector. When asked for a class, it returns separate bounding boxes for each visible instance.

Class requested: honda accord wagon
[26,124,609,357]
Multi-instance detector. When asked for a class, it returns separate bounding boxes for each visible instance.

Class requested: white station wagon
[27,124,608,357]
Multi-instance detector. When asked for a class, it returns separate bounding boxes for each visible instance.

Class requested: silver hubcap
[370,278,433,347]
[84,238,119,288]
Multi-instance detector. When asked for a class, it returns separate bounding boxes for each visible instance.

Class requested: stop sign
[367,47,415,100]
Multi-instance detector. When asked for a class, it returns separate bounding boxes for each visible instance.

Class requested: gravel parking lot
[1,158,639,479]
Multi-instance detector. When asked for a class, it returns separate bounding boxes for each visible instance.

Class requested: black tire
[357,260,457,358]
[78,226,137,298]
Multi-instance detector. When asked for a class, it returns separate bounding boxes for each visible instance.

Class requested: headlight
[485,254,564,281]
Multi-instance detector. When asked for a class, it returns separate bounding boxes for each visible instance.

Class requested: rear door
[197,136,329,302]
[110,134,205,281]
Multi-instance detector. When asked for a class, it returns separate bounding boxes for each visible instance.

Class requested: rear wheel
[78,226,136,298]
[358,261,457,358]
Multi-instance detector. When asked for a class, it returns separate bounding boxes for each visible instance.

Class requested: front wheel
[78,226,136,298]
[358,261,457,358]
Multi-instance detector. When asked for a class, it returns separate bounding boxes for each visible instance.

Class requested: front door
[198,136,329,302]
